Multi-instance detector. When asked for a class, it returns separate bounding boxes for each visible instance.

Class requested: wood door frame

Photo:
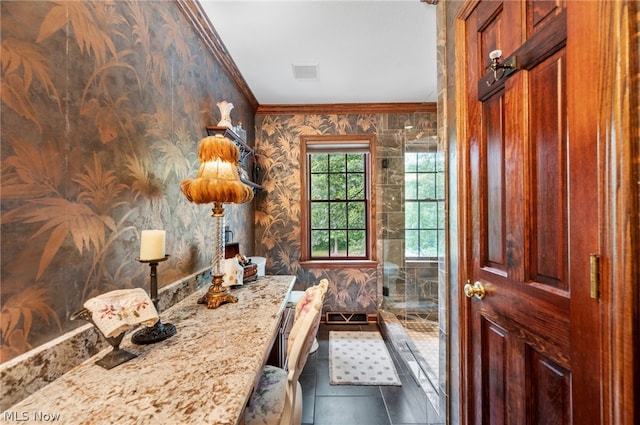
[454,1,639,424]
[455,2,473,424]
[592,2,640,423]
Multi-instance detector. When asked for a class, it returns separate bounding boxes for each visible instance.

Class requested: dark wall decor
[0,0,256,362]
[254,109,437,315]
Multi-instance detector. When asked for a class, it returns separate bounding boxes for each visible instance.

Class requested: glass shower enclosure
[379,133,444,411]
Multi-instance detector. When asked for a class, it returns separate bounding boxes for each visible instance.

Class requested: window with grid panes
[300,135,375,264]
[404,149,445,259]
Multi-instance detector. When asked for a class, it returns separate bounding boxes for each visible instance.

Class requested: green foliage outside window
[309,153,367,258]
[405,151,445,258]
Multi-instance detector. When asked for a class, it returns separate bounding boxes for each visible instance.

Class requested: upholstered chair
[244,280,328,425]
[288,279,328,353]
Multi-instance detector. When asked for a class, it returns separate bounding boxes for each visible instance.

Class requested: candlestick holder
[132,255,177,345]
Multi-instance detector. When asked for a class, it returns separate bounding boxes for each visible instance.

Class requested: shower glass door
[381,134,444,407]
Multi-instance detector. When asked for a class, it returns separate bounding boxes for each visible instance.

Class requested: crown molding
[256,102,437,115]
[176,0,259,111]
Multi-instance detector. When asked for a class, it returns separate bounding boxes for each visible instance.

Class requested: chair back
[279,280,327,425]
[288,279,328,365]
[279,306,320,425]
[293,279,328,320]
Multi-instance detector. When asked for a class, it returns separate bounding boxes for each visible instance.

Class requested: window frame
[404,142,445,261]
[300,135,377,269]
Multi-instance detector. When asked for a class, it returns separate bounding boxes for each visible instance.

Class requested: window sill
[300,259,378,269]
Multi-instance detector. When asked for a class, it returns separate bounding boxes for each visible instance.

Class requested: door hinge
[589,254,600,299]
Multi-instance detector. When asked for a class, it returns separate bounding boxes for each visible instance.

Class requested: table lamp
[180,135,254,308]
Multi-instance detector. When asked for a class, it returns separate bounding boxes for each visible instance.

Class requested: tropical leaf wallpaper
[0,1,256,362]
[254,112,437,315]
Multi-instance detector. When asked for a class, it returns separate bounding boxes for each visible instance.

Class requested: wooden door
[459,1,607,423]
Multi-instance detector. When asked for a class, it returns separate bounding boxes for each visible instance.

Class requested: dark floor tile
[315,338,330,360]
[381,383,428,424]
[299,371,316,424]
[299,323,445,425]
[302,350,318,374]
[314,395,391,425]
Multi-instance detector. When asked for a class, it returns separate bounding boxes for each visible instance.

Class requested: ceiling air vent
[292,64,319,80]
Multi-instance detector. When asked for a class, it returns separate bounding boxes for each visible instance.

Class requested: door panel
[459,1,636,424]
[482,94,506,270]
[527,348,570,424]
[460,1,600,424]
[481,319,507,425]
[529,50,567,290]
[527,0,565,36]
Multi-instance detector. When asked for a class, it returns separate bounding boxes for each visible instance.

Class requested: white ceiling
[199,0,438,105]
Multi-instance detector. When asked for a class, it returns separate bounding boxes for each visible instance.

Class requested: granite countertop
[4,275,295,425]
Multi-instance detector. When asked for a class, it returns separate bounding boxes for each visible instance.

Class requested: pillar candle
[140,230,165,260]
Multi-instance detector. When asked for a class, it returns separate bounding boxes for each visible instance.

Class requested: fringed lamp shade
[180,135,254,205]
[180,135,254,308]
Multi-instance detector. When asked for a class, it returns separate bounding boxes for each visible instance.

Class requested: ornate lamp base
[198,275,237,309]
[131,321,177,345]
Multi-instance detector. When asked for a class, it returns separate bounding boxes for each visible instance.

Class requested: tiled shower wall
[379,127,440,317]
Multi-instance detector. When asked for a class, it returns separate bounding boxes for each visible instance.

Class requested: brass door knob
[464,281,486,300]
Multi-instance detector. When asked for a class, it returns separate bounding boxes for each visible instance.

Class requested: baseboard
[324,311,377,324]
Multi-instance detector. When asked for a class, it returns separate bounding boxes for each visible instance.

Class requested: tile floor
[299,323,444,425]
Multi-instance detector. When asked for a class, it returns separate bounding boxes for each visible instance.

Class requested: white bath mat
[329,331,401,386]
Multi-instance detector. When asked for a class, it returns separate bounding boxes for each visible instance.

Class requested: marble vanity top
[4,275,295,425]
